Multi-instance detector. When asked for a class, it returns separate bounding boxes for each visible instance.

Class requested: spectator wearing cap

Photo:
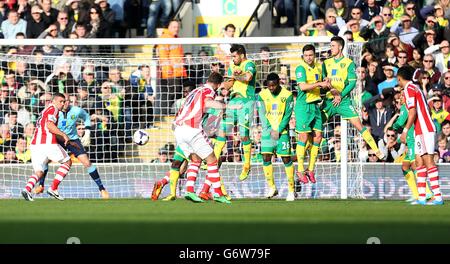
[390,15,418,49]
[368,97,394,143]
[377,64,398,95]
[1,9,27,39]
[421,54,441,85]
[79,67,100,95]
[360,15,390,59]
[430,96,450,132]
[425,40,450,73]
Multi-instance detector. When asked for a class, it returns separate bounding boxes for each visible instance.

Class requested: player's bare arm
[232,70,253,83]
[47,121,70,145]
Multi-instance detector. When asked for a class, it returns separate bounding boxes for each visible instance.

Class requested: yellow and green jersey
[228,59,257,99]
[432,108,450,125]
[295,59,322,104]
[257,86,294,134]
[393,104,414,144]
[306,29,334,37]
[322,56,357,99]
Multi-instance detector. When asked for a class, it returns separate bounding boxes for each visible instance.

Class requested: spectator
[86,4,112,53]
[5,110,25,136]
[215,23,236,65]
[72,23,91,54]
[255,46,281,90]
[15,137,30,163]
[390,14,419,47]
[23,122,34,145]
[26,4,49,39]
[0,124,17,153]
[14,61,31,88]
[437,134,449,163]
[430,96,450,132]
[344,6,369,29]
[434,4,449,27]
[378,127,405,163]
[357,66,378,105]
[381,6,396,28]
[79,67,100,95]
[299,18,334,37]
[4,71,19,97]
[16,78,43,119]
[109,0,127,50]
[413,29,439,54]
[16,0,31,22]
[368,98,394,142]
[130,64,157,129]
[0,0,9,28]
[124,0,145,36]
[77,85,99,114]
[388,33,413,61]
[377,64,398,94]
[55,11,73,38]
[53,45,83,81]
[152,148,170,163]
[46,61,78,94]
[156,20,186,116]
[359,0,381,21]
[366,148,381,162]
[147,0,172,38]
[417,70,432,96]
[0,85,10,123]
[40,0,59,25]
[324,8,339,35]
[425,40,450,73]
[332,0,350,22]
[1,9,27,39]
[66,0,82,23]
[0,148,19,163]
[404,1,421,30]
[97,0,115,26]
[421,54,441,85]
[409,48,424,69]
[396,50,409,68]
[360,15,390,59]
[97,81,123,123]
[273,0,296,27]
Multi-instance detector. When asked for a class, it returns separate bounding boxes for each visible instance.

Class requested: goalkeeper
[321,36,384,161]
[34,94,109,199]
[258,73,295,201]
[214,44,257,181]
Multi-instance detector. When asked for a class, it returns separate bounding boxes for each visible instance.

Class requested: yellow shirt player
[215,44,257,181]
[294,44,330,185]
[257,73,295,201]
[322,36,385,160]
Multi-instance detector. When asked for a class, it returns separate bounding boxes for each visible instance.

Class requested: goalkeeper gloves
[81,129,91,147]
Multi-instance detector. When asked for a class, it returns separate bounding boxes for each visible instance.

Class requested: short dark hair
[230,44,246,57]
[331,36,345,49]
[303,44,315,54]
[260,46,270,52]
[207,72,224,84]
[182,79,196,91]
[8,111,18,117]
[442,119,450,128]
[224,24,236,31]
[266,72,280,82]
[397,66,415,81]
[53,92,66,100]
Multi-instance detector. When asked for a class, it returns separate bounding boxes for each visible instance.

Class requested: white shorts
[415,132,435,156]
[30,144,70,172]
[174,126,213,160]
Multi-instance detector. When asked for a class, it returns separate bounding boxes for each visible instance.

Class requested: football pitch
[1,199,449,244]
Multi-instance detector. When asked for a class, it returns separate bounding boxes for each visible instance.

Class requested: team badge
[281,97,286,103]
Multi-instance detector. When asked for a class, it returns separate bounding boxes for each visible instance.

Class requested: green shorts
[261,132,291,156]
[221,96,254,137]
[404,140,415,162]
[173,145,187,162]
[322,97,359,121]
[295,101,323,133]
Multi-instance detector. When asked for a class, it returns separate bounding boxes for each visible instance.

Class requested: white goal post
[0,36,364,199]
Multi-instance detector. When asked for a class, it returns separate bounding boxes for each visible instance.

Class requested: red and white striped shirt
[403,81,436,135]
[31,104,59,145]
[174,84,215,129]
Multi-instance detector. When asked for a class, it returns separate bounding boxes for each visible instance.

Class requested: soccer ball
[133,130,149,146]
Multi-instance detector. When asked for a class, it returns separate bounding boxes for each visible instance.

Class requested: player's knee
[262,155,272,163]
[401,163,409,171]
[172,160,182,169]
[282,157,291,164]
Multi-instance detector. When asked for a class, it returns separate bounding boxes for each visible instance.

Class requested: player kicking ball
[397,66,444,205]
[173,72,232,204]
[258,73,295,201]
[22,93,72,201]
[33,94,109,199]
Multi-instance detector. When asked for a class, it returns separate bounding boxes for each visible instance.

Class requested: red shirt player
[173,72,231,204]
[21,93,72,201]
[398,67,444,205]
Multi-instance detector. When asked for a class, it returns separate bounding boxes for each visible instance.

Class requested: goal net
[0,37,364,199]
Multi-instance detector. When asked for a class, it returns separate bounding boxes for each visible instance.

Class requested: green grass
[1,199,449,244]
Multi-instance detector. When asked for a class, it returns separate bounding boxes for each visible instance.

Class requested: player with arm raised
[258,73,295,201]
[33,94,109,199]
[174,72,231,204]
[295,44,330,184]
[214,44,257,181]
[397,66,444,205]
[321,36,385,160]
[21,93,72,201]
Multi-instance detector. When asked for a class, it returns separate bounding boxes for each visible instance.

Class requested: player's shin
[284,161,295,193]
[37,169,48,187]
[242,140,251,168]
[308,142,320,172]
[51,163,71,191]
[185,162,200,193]
[88,165,105,191]
[169,168,180,196]
[263,160,275,190]
[428,166,443,201]
[207,162,223,196]
[403,169,419,199]
[25,174,40,192]
[214,137,227,159]
[296,141,306,172]
[201,176,211,193]
[416,166,427,201]
[360,127,381,156]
